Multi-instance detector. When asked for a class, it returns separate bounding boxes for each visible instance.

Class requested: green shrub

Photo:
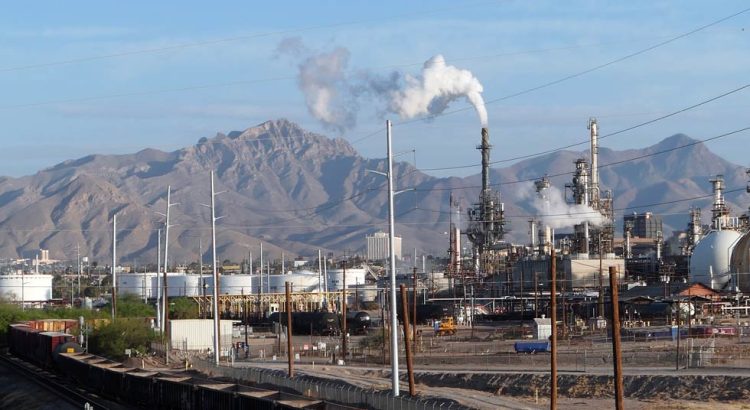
[88,318,156,360]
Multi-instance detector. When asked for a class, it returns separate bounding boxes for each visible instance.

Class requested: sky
[0,1,749,178]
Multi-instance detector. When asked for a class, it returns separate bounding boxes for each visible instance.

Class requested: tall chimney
[480,128,490,193]
[588,118,599,205]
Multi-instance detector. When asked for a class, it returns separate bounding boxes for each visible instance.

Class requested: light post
[384,120,399,397]
[365,121,415,397]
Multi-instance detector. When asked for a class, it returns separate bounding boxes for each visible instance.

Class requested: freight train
[268,311,373,336]
[269,312,341,336]
[7,323,83,368]
[6,322,325,409]
[345,311,371,335]
[396,303,452,324]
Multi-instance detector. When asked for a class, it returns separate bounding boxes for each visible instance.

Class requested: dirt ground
[134,321,750,409]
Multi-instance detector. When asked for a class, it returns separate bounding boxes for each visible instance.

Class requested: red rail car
[7,323,81,368]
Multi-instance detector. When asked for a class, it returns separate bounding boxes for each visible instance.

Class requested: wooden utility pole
[400,284,415,396]
[608,266,624,410]
[412,266,418,354]
[381,291,387,365]
[286,282,293,378]
[534,272,539,318]
[599,232,604,317]
[550,247,557,409]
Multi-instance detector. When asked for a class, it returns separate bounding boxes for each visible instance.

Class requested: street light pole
[210,171,221,365]
[386,120,400,397]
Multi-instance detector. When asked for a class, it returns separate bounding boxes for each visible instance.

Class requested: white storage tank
[268,271,319,293]
[690,230,742,290]
[117,272,159,298]
[326,268,367,291]
[217,274,254,295]
[729,231,750,292]
[0,274,53,302]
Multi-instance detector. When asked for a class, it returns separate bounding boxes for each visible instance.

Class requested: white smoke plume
[276,38,488,131]
[275,38,358,133]
[520,183,608,229]
[388,55,488,127]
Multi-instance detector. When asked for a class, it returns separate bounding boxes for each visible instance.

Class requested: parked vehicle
[433,317,457,336]
[513,341,550,353]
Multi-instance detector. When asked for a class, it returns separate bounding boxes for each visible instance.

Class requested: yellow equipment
[435,317,457,336]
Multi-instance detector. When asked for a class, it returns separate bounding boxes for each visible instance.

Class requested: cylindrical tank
[690,230,742,290]
[326,268,367,291]
[117,272,158,298]
[0,274,53,302]
[729,231,750,292]
[216,274,254,295]
[268,271,320,293]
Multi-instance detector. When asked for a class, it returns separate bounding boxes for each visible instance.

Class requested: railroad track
[0,353,127,410]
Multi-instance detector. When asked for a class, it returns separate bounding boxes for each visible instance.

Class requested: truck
[434,317,457,336]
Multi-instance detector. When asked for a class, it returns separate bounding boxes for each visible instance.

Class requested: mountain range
[0,118,746,265]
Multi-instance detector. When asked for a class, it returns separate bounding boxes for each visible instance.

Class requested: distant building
[624,212,663,239]
[366,231,401,261]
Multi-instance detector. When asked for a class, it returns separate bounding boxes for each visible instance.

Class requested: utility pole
[77,243,81,301]
[209,171,221,365]
[609,266,624,410]
[161,185,178,347]
[318,249,323,308]
[111,214,117,320]
[400,284,415,396]
[534,272,539,318]
[342,260,347,361]
[550,246,557,409]
[598,233,604,318]
[386,120,400,397]
[199,238,203,318]
[157,228,161,328]
[286,282,294,377]
[242,288,248,358]
[412,266,418,354]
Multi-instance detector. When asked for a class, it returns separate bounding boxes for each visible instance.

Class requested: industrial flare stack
[466,127,506,276]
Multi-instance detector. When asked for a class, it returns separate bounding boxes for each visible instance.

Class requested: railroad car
[7,323,82,368]
[345,311,371,335]
[269,312,342,336]
[9,321,334,409]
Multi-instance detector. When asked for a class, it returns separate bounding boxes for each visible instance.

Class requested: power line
[335,6,750,150]
[420,82,750,172]
[0,1,495,74]
[411,188,746,220]
[396,5,750,128]
[414,125,750,192]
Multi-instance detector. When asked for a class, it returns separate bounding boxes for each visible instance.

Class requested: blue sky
[0,1,749,178]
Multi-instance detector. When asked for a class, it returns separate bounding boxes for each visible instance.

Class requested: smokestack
[480,128,490,193]
[710,175,726,230]
[588,118,599,204]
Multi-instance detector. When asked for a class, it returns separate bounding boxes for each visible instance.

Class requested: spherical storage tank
[730,230,750,292]
[690,230,742,290]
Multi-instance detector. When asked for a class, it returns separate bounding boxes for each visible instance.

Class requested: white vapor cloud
[276,38,489,132]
